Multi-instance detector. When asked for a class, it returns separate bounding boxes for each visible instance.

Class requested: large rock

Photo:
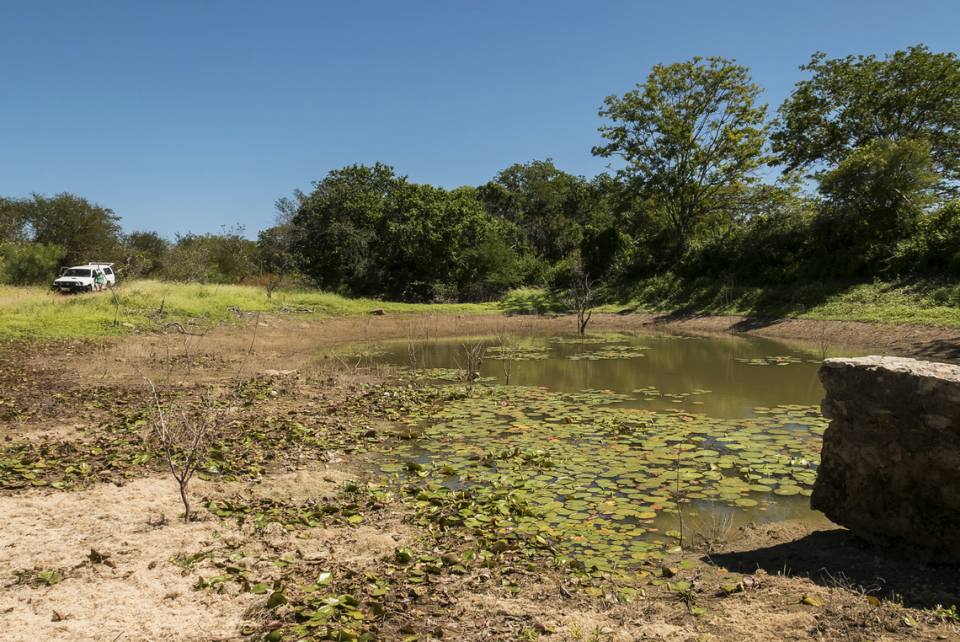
[812,356,960,560]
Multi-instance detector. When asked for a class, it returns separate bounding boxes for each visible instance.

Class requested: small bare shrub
[139,315,259,522]
[494,317,527,384]
[816,319,831,360]
[454,341,487,391]
[405,314,431,372]
[142,377,230,522]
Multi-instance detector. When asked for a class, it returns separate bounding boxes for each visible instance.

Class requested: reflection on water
[379,331,864,418]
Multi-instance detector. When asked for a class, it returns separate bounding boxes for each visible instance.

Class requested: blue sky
[2,0,957,240]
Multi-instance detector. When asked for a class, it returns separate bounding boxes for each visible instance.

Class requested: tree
[479,159,608,265]
[0,242,67,285]
[161,233,214,284]
[17,192,122,266]
[257,191,306,297]
[293,164,518,301]
[817,138,939,244]
[119,230,170,279]
[293,163,399,295]
[592,57,770,248]
[771,45,960,194]
[0,197,29,246]
[208,225,258,283]
[565,256,598,335]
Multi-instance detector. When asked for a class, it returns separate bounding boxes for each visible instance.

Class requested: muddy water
[405,333,844,418]
[368,332,869,553]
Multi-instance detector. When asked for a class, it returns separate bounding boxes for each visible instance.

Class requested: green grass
[0,281,500,340]
[602,274,960,327]
[4,274,960,341]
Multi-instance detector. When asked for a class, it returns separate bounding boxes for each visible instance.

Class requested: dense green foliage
[2,44,958,319]
[290,163,522,301]
[0,242,67,285]
[593,57,770,248]
[771,45,960,193]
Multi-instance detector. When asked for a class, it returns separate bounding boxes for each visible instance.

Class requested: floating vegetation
[735,355,804,366]
[630,388,713,404]
[549,336,625,345]
[485,346,552,361]
[416,368,497,383]
[336,347,389,358]
[380,384,826,567]
[566,345,652,361]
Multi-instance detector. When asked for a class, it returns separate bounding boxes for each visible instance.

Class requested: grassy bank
[502,277,960,328]
[621,274,960,326]
[3,274,960,341]
[0,281,498,340]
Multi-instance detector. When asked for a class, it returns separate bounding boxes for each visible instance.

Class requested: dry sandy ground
[0,468,424,642]
[0,471,836,642]
[0,476,254,641]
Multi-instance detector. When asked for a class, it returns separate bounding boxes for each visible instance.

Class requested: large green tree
[293,163,400,295]
[478,159,608,265]
[119,230,170,279]
[0,197,30,246]
[592,57,770,248]
[293,163,518,300]
[771,45,960,193]
[817,138,939,245]
[0,242,67,285]
[17,192,122,266]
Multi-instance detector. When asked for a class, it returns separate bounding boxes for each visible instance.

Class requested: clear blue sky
[2,0,957,240]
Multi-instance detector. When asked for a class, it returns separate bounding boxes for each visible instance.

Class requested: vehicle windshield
[63,269,92,277]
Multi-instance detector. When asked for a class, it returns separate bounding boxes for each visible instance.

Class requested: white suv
[53,263,117,293]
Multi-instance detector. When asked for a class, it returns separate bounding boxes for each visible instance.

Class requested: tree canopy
[592,56,770,247]
[16,192,122,267]
[292,163,523,301]
[771,45,960,194]
[478,159,609,265]
[4,45,960,296]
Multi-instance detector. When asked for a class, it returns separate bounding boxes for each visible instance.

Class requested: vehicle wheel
[88,285,94,292]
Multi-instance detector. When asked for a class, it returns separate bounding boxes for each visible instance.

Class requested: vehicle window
[65,269,92,277]
[103,268,113,275]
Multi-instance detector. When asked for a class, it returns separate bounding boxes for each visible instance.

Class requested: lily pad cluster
[485,346,552,361]
[379,384,826,567]
[0,380,445,491]
[549,337,625,345]
[413,368,497,383]
[566,345,652,361]
[631,388,712,405]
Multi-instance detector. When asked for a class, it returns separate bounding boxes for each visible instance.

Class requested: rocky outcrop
[812,356,960,560]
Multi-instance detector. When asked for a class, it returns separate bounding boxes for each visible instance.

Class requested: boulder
[812,356,960,560]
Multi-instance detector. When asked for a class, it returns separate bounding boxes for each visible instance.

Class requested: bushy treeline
[275,160,617,301]
[2,44,958,305]
[0,192,262,287]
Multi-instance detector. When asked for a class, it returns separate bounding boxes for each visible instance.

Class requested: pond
[352,331,867,569]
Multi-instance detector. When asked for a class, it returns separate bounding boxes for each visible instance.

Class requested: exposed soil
[0,313,958,641]
[621,312,960,365]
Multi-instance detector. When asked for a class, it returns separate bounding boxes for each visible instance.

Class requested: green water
[363,332,866,565]
[401,332,835,417]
